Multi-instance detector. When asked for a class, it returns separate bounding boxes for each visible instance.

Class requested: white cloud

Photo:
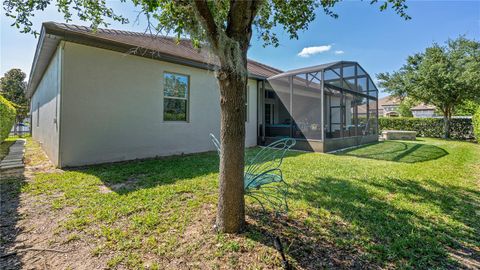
[334,50,345,55]
[297,45,332,57]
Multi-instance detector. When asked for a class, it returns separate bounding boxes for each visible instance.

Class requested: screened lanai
[259,61,379,152]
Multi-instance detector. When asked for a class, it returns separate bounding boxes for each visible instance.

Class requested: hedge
[0,95,16,142]
[473,107,480,142]
[379,117,474,140]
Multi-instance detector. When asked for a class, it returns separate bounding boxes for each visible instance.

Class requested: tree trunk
[443,110,450,139]
[193,0,260,233]
[216,70,247,233]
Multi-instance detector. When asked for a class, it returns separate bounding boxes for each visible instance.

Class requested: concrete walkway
[0,139,26,170]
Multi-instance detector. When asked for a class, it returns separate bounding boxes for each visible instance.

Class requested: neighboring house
[27,22,379,167]
[358,95,400,117]
[361,95,437,118]
[379,96,401,117]
[410,104,436,118]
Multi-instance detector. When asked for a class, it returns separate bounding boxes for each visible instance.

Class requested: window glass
[324,69,340,80]
[342,65,355,77]
[357,66,367,76]
[344,93,357,137]
[327,79,343,89]
[368,78,377,91]
[357,77,367,92]
[265,90,275,99]
[368,98,378,135]
[164,73,189,121]
[344,78,356,90]
[358,97,368,136]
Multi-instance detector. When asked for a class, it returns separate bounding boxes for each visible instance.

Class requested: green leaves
[0,95,16,142]
[473,106,480,141]
[379,117,474,141]
[0,68,28,121]
[4,0,411,48]
[377,36,480,121]
[4,0,128,36]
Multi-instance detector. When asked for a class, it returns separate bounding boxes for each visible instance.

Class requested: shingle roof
[27,22,282,97]
[357,95,399,114]
[379,95,401,107]
[50,22,282,76]
[410,104,436,111]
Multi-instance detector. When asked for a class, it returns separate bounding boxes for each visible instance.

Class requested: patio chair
[209,133,296,213]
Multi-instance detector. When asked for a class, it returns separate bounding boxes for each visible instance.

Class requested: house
[378,96,401,117]
[358,95,400,117]
[410,104,436,118]
[27,22,379,167]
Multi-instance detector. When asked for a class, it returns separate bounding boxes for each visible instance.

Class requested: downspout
[261,79,266,144]
[320,70,325,142]
[289,76,293,138]
[376,91,379,139]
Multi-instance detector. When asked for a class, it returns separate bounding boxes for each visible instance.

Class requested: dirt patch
[109,176,143,191]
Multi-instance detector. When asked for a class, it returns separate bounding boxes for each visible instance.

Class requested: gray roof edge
[27,22,271,98]
[26,24,62,98]
[267,61,359,80]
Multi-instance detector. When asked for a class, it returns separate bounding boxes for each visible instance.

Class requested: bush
[379,117,474,140]
[473,106,480,142]
[0,95,16,142]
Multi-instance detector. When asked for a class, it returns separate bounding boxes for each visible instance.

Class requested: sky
[1,0,479,97]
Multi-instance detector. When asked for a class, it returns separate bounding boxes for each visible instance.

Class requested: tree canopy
[377,36,480,138]
[4,0,411,233]
[4,0,411,45]
[0,68,28,122]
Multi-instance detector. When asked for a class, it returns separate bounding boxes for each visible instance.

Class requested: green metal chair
[209,134,296,213]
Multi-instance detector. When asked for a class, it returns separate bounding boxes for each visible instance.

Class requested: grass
[337,140,448,163]
[0,137,17,160]
[12,138,480,269]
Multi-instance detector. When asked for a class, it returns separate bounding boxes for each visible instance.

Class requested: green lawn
[15,138,480,269]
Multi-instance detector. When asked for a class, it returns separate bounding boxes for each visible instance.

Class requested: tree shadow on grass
[0,171,26,270]
[336,141,448,163]
[67,149,306,195]
[246,176,479,269]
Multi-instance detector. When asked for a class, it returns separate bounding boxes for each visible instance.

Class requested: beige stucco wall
[30,45,62,166]
[60,42,258,167]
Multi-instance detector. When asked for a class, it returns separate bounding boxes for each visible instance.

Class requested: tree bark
[193,0,261,233]
[216,69,247,232]
[443,109,450,139]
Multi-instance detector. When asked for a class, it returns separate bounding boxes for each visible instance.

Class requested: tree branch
[226,0,263,48]
[193,1,220,50]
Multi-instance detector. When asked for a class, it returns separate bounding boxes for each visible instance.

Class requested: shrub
[473,106,480,142]
[0,95,16,142]
[379,117,474,140]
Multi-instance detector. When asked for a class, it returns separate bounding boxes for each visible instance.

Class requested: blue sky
[1,1,479,97]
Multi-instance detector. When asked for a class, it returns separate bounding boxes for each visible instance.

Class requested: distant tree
[454,100,479,116]
[397,97,415,117]
[0,68,28,133]
[4,0,410,233]
[377,36,480,138]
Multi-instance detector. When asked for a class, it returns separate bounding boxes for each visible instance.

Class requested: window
[265,90,275,99]
[265,103,274,125]
[163,72,189,121]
